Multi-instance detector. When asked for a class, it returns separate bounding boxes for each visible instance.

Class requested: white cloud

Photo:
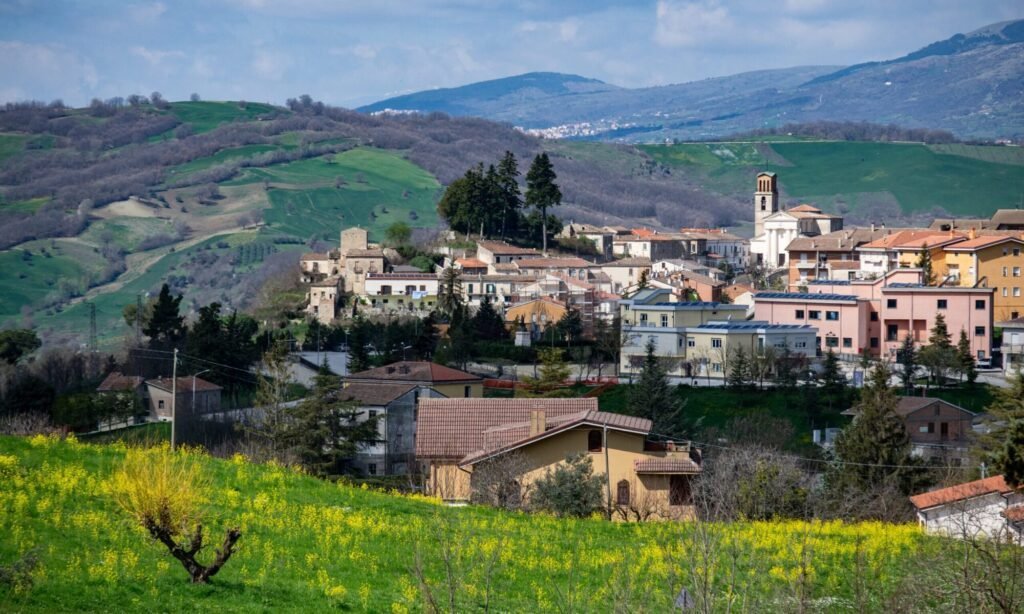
[654,0,733,47]
[0,41,98,103]
[131,46,185,66]
[251,50,290,80]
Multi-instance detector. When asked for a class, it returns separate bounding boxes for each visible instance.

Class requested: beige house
[306,278,341,324]
[344,361,484,399]
[144,376,221,420]
[476,240,540,265]
[415,398,702,518]
[601,257,652,294]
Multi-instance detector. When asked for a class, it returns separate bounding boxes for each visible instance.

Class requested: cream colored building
[416,398,702,519]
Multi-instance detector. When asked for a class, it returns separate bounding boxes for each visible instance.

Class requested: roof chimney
[969,228,977,240]
[529,409,546,437]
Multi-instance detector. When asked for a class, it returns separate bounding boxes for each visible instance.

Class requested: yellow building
[944,234,1024,321]
[416,398,701,519]
[504,297,568,337]
[343,361,484,399]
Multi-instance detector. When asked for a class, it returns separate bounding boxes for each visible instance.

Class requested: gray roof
[755,292,860,302]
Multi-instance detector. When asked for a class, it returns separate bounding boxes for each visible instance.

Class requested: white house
[910,475,1024,542]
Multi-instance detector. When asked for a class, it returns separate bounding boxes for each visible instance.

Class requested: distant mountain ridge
[360,19,1024,141]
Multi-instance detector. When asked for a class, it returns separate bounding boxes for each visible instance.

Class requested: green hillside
[641,141,1024,217]
[168,101,280,134]
[1,435,936,612]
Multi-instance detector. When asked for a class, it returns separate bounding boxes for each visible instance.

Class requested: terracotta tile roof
[455,257,488,269]
[788,204,822,213]
[459,410,653,466]
[505,296,567,314]
[846,397,975,418]
[1003,505,1024,522]
[346,361,482,384]
[631,228,657,238]
[339,383,416,406]
[97,371,144,392]
[476,240,540,256]
[415,398,598,459]
[603,257,652,267]
[945,235,1024,251]
[788,228,911,252]
[910,475,1018,510]
[145,376,221,393]
[490,262,520,272]
[516,257,594,269]
[634,457,702,474]
[859,230,955,250]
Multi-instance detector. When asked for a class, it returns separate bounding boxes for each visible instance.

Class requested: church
[748,172,843,269]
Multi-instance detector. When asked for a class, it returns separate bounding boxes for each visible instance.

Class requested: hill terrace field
[0,435,951,612]
[640,140,1024,219]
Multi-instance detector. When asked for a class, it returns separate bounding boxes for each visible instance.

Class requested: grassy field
[1,435,935,612]
[168,101,280,134]
[0,133,28,161]
[641,141,1024,217]
[79,217,180,251]
[0,240,108,321]
[166,144,286,178]
[226,147,441,242]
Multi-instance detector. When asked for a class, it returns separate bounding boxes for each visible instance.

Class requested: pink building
[754,269,994,362]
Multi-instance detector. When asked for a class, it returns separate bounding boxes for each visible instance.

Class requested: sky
[0,0,1020,108]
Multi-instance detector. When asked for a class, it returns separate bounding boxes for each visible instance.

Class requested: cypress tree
[143,283,186,350]
[628,339,682,436]
[496,151,522,240]
[915,245,936,286]
[820,347,847,410]
[525,152,561,254]
[897,334,918,394]
[727,346,752,390]
[956,329,977,385]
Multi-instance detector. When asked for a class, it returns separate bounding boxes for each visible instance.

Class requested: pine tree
[555,307,583,343]
[496,151,522,240]
[346,317,372,374]
[915,244,936,286]
[519,347,571,397]
[472,297,507,342]
[897,334,918,394]
[143,283,186,350]
[727,346,752,390]
[820,347,847,410]
[928,313,951,349]
[412,311,440,359]
[286,363,379,476]
[628,339,682,436]
[525,152,561,254]
[920,314,957,387]
[831,362,922,496]
[956,328,977,385]
[774,347,799,389]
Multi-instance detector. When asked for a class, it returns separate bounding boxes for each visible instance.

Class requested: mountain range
[360,20,1024,142]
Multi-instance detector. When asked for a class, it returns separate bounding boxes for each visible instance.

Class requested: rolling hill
[361,19,1024,142]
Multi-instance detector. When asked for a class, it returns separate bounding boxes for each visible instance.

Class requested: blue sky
[0,0,1020,107]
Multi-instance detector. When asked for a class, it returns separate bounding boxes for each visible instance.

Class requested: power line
[128,348,261,385]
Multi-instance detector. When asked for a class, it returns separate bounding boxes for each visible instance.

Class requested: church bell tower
[754,172,779,237]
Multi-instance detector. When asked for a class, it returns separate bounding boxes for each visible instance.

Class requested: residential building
[415,397,702,518]
[453,257,488,275]
[999,316,1024,375]
[931,209,1024,232]
[758,268,995,361]
[344,361,484,399]
[559,222,614,260]
[612,234,685,261]
[144,376,221,420]
[652,259,725,281]
[338,382,445,476]
[943,233,1024,322]
[475,240,540,265]
[618,288,811,381]
[843,397,978,463]
[504,297,567,340]
[363,273,440,312]
[786,227,909,286]
[459,274,536,307]
[514,257,595,279]
[648,268,724,302]
[306,278,341,324]
[910,475,1024,541]
[601,257,652,294]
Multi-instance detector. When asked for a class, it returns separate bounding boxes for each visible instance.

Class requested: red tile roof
[97,371,144,392]
[345,361,482,384]
[788,204,822,213]
[516,257,594,269]
[945,235,1024,251]
[634,457,702,474]
[1004,505,1024,522]
[415,398,598,459]
[910,475,1018,510]
[455,258,488,269]
[339,383,417,406]
[476,240,540,256]
[145,376,221,393]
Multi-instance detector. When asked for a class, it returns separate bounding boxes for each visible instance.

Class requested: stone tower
[753,172,779,238]
[340,227,368,254]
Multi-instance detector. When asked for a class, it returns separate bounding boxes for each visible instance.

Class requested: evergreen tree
[915,245,936,285]
[956,329,977,385]
[820,347,847,410]
[774,347,799,389]
[976,370,1024,462]
[285,364,379,476]
[496,151,522,240]
[727,346,753,390]
[437,305,475,370]
[830,362,923,496]
[993,419,1024,487]
[928,313,952,348]
[920,314,957,387]
[412,311,441,359]
[628,339,682,436]
[555,307,584,343]
[345,317,372,374]
[897,334,918,394]
[519,347,571,397]
[143,283,186,350]
[186,302,224,364]
[472,297,507,342]
[525,152,561,254]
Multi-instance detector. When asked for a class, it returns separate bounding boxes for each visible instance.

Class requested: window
[937,299,947,309]
[870,337,879,348]
[1004,288,1010,297]
[368,410,378,419]
[486,283,495,294]
[826,311,839,321]
[464,386,471,398]
[870,312,879,322]
[687,338,695,348]
[711,338,722,348]
[926,423,935,434]
[670,475,691,506]
[808,310,821,320]
[974,326,986,337]
[887,324,899,342]
[1015,267,1022,277]
[941,422,949,438]
[158,400,165,410]
[795,309,805,319]
[1003,267,1009,277]
[588,430,602,452]
[661,314,669,327]
[712,363,722,372]
[616,480,631,506]
[368,463,377,476]
[825,337,839,348]
[467,283,474,294]
[1015,288,1022,298]
[640,313,648,323]
[795,341,807,348]
[887,299,897,308]
[843,338,852,348]
[1016,248,1022,257]
[975,299,986,310]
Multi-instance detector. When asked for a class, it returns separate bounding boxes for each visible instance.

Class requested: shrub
[531,452,605,518]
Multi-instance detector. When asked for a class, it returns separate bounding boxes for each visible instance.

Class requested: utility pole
[171,348,178,450]
[603,423,612,519]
